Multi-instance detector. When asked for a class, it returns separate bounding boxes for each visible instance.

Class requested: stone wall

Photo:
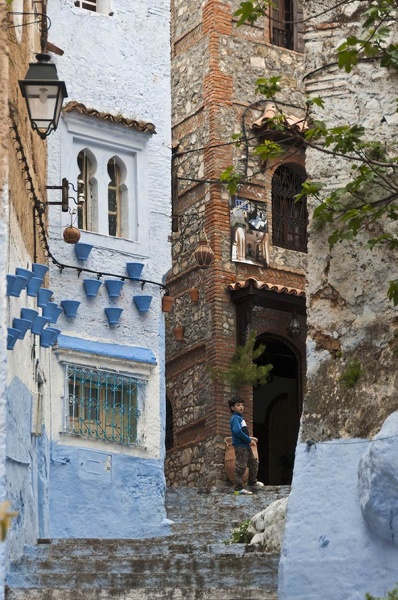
[5,0,52,567]
[279,1,398,598]
[168,0,307,486]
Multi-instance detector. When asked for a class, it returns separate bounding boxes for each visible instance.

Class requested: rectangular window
[74,0,97,12]
[65,365,145,445]
[270,0,304,53]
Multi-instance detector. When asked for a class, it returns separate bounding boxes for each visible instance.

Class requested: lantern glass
[19,54,68,139]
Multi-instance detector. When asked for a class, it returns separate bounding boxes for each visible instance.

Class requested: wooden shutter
[294,0,304,53]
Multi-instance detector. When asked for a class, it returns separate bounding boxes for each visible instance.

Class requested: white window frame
[53,344,157,454]
[60,112,150,256]
[73,0,113,16]
[65,363,146,446]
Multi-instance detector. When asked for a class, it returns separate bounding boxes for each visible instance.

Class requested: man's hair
[228,397,243,412]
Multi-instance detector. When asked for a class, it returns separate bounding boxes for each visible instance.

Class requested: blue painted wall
[279,441,398,600]
[5,377,44,559]
[49,442,167,538]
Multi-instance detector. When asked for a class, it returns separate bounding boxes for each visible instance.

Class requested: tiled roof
[252,102,308,133]
[227,277,305,297]
[63,101,156,134]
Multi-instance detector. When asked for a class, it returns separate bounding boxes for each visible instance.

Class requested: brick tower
[166,0,307,487]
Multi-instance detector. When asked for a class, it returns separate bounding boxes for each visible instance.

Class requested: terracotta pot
[188,288,199,302]
[224,436,258,484]
[162,295,174,312]
[194,239,215,268]
[173,325,184,341]
[63,226,81,244]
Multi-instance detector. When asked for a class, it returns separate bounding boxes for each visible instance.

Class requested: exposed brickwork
[168,0,307,486]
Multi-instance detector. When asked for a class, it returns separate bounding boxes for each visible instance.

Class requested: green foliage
[227,0,398,304]
[234,1,270,26]
[339,359,363,389]
[365,586,398,600]
[225,519,252,544]
[219,165,242,195]
[255,76,281,98]
[387,280,398,306]
[253,140,284,161]
[209,330,272,392]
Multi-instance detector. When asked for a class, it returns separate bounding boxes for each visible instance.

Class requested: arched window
[77,150,97,232]
[107,157,122,237]
[271,164,307,252]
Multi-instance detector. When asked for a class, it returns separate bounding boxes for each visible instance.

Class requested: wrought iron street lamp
[19,53,68,139]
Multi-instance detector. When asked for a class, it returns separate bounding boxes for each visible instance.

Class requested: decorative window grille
[74,0,97,12]
[65,365,145,445]
[271,164,308,252]
[271,0,303,53]
[107,158,121,237]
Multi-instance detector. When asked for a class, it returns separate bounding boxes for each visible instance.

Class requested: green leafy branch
[209,330,272,393]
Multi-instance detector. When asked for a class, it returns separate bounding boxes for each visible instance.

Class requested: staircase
[6,485,290,600]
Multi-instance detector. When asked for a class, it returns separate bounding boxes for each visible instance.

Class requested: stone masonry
[167,0,307,487]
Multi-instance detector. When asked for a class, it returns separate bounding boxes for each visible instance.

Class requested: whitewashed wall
[279,1,398,598]
[43,0,171,537]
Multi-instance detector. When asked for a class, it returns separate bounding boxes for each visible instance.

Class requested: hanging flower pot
[7,328,20,351]
[194,239,215,268]
[61,300,80,319]
[27,276,43,298]
[9,275,29,297]
[133,295,153,313]
[12,318,32,340]
[32,263,49,279]
[15,268,34,289]
[126,262,144,280]
[7,275,18,296]
[105,307,123,326]
[37,288,54,308]
[105,279,124,298]
[42,302,63,324]
[63,225,81,244]
[162,295,174,313]
[20,308,39,326]
[40,327,61,348]
[74,242,93,261]
[83,279,102,298]
[188,287,199,302]
[31,316,51,336]
[173,325,185,341]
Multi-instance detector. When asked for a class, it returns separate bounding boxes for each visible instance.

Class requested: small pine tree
[210,330,272,393]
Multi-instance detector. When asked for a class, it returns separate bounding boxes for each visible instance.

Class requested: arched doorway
[253,336,301,485]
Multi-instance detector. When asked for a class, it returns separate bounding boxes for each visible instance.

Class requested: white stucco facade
[4,0,171,552]
[44,0,171,538]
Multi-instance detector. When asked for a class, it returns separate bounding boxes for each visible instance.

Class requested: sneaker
[234,489,253,495]
[250,481,265,489]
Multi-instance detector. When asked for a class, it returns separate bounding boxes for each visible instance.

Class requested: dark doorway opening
[253,336,301,485]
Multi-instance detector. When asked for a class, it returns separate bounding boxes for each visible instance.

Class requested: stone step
[6,588,277,600]
[11,540,262,564]
[6,487,288,600]
[6,552,279,589]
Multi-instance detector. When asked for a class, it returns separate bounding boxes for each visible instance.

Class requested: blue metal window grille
[65,365,145,445]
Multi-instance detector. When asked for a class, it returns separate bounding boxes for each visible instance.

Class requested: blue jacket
[230,412,251,448]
